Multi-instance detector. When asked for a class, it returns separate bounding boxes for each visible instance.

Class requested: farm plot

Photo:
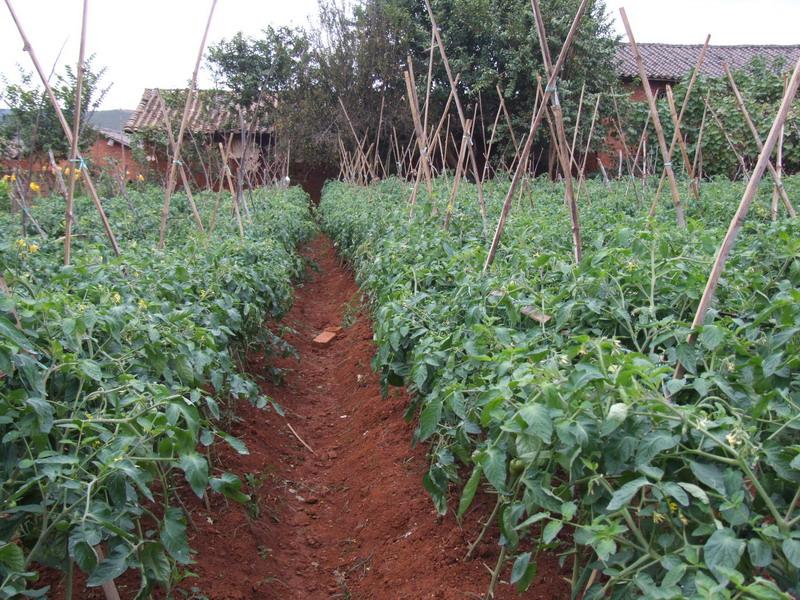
[320,176,800,599]
[0,186,315,597]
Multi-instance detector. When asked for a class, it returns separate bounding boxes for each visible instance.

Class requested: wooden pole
[772,75,787,221]
[155,92,205,232]
[423,0,488,234]
[620,8,686,228]
[531,0,582,262]
[674,57,800,380]
[724,63,796,217]
[483,0,589,271]
[158,0,217,248]
[576,93,601,200]
[403,69,434,197]
[63,0,88,265]
[444,119,472,229]
[653,36,710,206]
[704,97,750,179]
[4,0,120,257]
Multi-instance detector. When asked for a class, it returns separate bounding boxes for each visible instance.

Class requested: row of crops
[319,176,800,599]
[0,187,316,597]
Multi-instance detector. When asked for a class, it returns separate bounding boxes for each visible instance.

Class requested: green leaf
[689,461,727,496]
[678,482,709,504]
[161,507,190,564]
[601,402,628,436]
[223,434,249,455]
[510,552,537,591]
[782,539,800,568]
[747,539,772,568]
[698,325,725,351]
[607,477,650,511]
[457,466,482,520]
[704,528,745,581]
[418,396,443,441]
[87,544,129,587]
[78,359,103,382]
[518,403,552,444]
[140,541,171,584]
[542,520,563,544]
[0,543,24,573]
[179,452,208,498]
[210,472,249,504]
[477,446,506,493]
[0,316,33,351]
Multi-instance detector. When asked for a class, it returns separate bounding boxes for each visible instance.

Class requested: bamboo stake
[531,0,582,262]
[48,150,67,197]
[704,98,750,179]
[576,93,601,200]
[424,0,487,234]
[337,97,376,182]
[484,0,589,271]
[569,81,586,171]
[674,57,800,381]
[155,92,205,233]
[158,0,217,248]
[665,86,695,193]
[444,119,472,229]
[4,0,120,257]
[772,75,787,221]
[724,63,796,217]
[374,94,385,178]
[653,36,710,206]
[63,0,88,265]
[403,69,434,197]
[218,142,244,237]
[483,103,504,181]
[690,95,709,197]
[620,8,686,228]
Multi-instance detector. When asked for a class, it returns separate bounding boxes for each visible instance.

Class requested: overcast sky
[1,0,798,111]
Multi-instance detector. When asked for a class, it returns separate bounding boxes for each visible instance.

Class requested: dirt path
[177,235,569,599]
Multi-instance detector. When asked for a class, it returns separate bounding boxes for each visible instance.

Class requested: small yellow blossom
[27,243,39,254]
[29,182,41,193]
[111,292,122,304]
[679,513,689,526]
[2,174,10,182]
[137,299,148,310]
[137,174,145,182]
[652,511,665,524]
[668,500,678,513]
[16,238,27,249]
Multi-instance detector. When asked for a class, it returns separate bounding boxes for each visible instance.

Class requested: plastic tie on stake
[69,157,88,171]
[663,162,673,169]
[545,83,558,93]
[173,159,183,166]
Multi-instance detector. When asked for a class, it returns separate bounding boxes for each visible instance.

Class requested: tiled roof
[124,88,273,134]
[98,128,131,147]
[616,43,800,82]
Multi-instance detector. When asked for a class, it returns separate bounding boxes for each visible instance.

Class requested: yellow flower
[652,511,665,524]
[679,513,689,526]
[137,174,144,182]
[668,500,678,513]
[27,243,39,254]
[111,292,122,304]
[2,175,9,182]
[10,174,16,182]
[63,167,70,175]
[137,299,148,310]
[16,238,26,249]
[29,182,41,193]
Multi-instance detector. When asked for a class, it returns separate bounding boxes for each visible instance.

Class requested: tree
[0,56,110,159]
[204,0,620,173]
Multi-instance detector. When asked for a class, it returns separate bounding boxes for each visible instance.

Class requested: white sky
[1,0,798,111]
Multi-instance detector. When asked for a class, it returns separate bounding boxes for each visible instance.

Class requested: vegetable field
[0,187,315,597]
[320,176,800,599]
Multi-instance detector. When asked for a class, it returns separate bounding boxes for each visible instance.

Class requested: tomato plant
[0,185,315,597]
[320,175,800,599]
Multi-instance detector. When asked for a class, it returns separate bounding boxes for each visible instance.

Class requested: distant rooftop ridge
[616,42,800,81]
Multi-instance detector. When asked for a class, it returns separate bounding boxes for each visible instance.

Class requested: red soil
[49,235,570,599]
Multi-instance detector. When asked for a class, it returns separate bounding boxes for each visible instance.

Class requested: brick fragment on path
[313,330,337,348]
[323,325,343,334]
